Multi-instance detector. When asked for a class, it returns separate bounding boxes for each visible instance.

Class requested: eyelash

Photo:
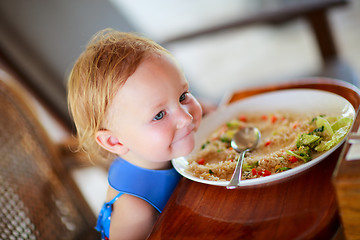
[179,92,189,102]
[153,111,165,121]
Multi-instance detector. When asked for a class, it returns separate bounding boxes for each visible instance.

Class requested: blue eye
[179,92,188,102]
[153,111,165,121]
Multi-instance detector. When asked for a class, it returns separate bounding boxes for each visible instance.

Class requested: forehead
[104,54,187,127]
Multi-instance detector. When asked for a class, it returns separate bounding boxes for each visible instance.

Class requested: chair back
[0,78,99,239]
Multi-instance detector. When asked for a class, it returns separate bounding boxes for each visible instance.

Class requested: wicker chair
[0,77,99,239]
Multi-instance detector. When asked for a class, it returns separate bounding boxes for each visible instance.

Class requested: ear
[95,130,129,155]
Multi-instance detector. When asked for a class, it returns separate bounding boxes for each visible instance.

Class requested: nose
[176,107,193,129]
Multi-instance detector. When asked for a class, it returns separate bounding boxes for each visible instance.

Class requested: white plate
[172,89,355,187]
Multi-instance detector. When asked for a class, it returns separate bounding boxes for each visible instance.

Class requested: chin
[172,133,196,158]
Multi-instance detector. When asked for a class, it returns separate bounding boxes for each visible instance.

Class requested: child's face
[103,53,202,166]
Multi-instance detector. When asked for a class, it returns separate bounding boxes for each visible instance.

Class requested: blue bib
[95,158,181,239]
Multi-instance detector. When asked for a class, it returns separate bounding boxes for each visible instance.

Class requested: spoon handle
[226,149,249,189]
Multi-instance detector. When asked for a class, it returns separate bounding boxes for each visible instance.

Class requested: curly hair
[67,28,169,165]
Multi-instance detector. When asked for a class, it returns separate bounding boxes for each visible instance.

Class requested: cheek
[144,123,175,147]
[190,100,203,127]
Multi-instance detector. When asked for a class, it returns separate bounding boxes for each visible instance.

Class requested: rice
[187,112,319,181]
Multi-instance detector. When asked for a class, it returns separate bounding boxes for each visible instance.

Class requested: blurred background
[1,0,360,126]
[0,0,359,215]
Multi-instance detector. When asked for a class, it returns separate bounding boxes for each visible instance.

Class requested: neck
[120,152,172,170]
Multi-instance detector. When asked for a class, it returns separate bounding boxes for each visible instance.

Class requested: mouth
[173,126,195,144]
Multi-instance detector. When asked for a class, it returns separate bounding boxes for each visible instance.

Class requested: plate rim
[171,88,355,187]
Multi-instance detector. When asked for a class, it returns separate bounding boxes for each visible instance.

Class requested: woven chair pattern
[0,80,99,240]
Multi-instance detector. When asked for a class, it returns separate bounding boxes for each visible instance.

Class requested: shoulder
[110,193,159,239]
[105,185,157,221]
[115,194,158,217]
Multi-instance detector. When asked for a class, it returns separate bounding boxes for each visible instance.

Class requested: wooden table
[149,78,360,240]
[333,126,360,237]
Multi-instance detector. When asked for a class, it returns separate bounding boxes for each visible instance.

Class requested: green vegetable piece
[310,125,324,134]
[201,141,210,149]
[220,136,231,143]
[226,129,237,139]
[226,120,241,128]
[315,126,348,152]
[275,167,291,173]
[243,161,258,171]
[242,163,250,171]
[326,116,339,124]
[316,116,333,139]
[220,129,237,143]
[296,134,321,148]
[315,116,352,152]
[220,138,230,144]
[286,147,312,162]
[331,117,352,132]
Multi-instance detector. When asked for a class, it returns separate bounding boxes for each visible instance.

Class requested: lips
[172,125,195,144]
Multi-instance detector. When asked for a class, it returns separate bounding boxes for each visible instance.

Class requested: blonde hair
[67,28,168,165]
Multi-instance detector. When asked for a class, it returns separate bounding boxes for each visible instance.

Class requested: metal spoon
[227,126,261,189]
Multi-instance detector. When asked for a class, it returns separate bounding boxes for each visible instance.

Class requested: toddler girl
[67,29,203,239]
